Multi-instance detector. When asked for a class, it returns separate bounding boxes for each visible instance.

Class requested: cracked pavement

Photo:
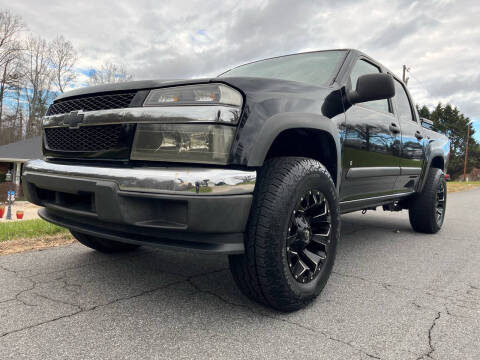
[1,189,479,359]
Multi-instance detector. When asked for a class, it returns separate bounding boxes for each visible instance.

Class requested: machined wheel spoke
[311,192,324,207]
[312,209,327,219]
[311,234,329,247]
[302,192,323,212]
[306,197,326,215]
[313,224,331,237]
[311,215,330,226]
[292,259,309,278]
[301,248,325,270]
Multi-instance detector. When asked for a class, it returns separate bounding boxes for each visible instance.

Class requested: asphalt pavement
[1,188,479,359]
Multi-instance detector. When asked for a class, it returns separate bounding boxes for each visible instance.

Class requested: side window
[393,79,415,123]
[350,60,390,113]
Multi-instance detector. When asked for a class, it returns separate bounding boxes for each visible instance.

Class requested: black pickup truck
[23,49,450,311]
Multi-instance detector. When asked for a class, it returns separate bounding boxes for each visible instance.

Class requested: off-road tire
[70,231,140,253]
[229,157,340,312]
[408,168,446,234]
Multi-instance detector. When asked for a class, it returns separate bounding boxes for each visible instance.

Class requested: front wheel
[229,157,340,312]
[70,231,140,253]
[408,168,447,234]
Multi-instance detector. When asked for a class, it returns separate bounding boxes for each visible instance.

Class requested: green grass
[447,181,480,193]
[0,219,68,242]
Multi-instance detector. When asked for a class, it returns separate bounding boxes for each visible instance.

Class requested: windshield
[219,50,346,86]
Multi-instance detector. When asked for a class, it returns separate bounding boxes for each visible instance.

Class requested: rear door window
[393,79,416,123]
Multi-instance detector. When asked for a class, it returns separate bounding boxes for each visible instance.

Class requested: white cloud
[2,0,479,120]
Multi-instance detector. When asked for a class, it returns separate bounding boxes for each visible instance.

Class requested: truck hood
[54,77,335,102]
[54,78,215,101]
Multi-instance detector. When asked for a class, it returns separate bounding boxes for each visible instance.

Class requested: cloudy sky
[4,0,480,137]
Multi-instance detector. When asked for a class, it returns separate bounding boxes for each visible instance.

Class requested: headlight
[131,123,235,165]
[143,84,242,108]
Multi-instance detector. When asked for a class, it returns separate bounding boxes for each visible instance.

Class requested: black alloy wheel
[287,190,331,284]
[435,182,446,226]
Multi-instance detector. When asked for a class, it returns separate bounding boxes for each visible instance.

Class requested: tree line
[418,103,479,179]
[0,9,132,146]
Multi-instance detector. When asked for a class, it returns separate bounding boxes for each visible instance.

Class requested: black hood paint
[54,76,334,102]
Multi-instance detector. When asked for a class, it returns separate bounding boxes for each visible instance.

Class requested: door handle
[415,131,423,140]
[389,123,400,133]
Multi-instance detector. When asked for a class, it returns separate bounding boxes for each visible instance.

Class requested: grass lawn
[447,181,480,193]
[0,219,68,242]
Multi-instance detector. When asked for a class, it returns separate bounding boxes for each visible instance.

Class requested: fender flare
[418,137,450,192]
[246,112,343,187]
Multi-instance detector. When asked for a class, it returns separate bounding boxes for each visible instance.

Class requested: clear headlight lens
[131,123,235,165]
[143,84,243,107]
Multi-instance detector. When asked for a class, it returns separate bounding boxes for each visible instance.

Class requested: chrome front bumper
[23,159,256,196]
[22,160,257,254]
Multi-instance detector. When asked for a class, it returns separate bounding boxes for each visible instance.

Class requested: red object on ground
[0,206,5,218]
[445,174,450,181]
[16,210,24,219]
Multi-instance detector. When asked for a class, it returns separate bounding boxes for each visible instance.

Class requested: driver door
[341,59,401,201]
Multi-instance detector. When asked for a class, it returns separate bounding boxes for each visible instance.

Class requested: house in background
[0,136,42,185]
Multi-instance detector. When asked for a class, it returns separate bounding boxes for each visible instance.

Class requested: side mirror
[348,73,395,105]
[421,117,433,129]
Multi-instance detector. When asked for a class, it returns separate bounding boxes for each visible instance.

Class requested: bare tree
[0,10,23,69]
[22,35,54,137]
[0,10,24,131]
[87,62,133,85]
[50,35,77,93]
[0,57,23,128]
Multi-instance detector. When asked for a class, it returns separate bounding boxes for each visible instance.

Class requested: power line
[464,122,471,182]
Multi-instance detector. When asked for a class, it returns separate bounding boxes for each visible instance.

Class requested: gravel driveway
[0,189,479,359]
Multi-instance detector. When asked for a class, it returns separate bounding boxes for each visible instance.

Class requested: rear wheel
[70,231,140,253]
[408,168,446,234]
[229,157,339,312]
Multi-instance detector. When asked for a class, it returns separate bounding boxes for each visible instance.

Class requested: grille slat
[45,125,123,152]
[46,92,137,116]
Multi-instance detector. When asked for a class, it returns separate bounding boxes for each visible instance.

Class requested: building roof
[0,136,42,162]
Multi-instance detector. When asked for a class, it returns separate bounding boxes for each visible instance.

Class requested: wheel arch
[418,137,450,192]
[430,156,445,171]
[246,113,342,188]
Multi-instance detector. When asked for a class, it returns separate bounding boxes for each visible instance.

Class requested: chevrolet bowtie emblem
[63,110,85,129]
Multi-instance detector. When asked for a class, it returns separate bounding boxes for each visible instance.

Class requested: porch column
[14,162,22,185]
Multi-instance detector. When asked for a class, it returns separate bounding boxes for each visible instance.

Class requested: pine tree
[423,103,478,177]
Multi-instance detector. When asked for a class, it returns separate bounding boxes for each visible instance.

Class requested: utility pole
[463,123,471,182]
[402,65,409,86]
